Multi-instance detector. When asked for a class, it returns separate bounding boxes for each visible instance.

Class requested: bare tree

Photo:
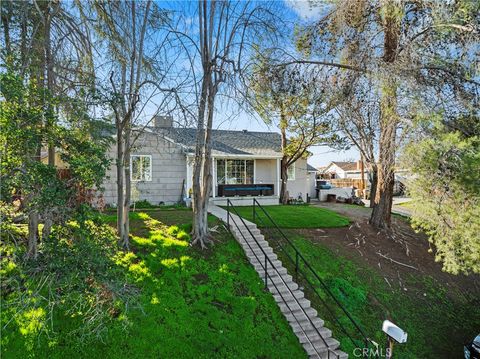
[169,1,279,247]
[279,0,479,228]
[88,1,173,249]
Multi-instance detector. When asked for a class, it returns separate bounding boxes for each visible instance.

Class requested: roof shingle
[149,127,283,157]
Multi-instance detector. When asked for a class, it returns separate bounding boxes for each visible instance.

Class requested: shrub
[131,199,155,209]
[167,225,180,236]
[176,230,190,241]
[1,210,139,350]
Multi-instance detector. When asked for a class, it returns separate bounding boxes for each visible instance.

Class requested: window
[216,159,254,184]
[287,163,295,180]
[131,155,152,181]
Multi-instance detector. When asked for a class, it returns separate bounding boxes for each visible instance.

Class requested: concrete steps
[208,205,347,359]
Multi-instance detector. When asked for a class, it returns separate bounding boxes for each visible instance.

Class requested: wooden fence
[328,178,366,190]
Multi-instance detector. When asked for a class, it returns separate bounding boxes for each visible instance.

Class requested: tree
[403,117,480,274]
[87,1,172,249]
[1,0,99,257]
[250,56,341,203]
[0,72,110,259]
[332,76,380,207]
[289,0,479,228]
[171,1,279,247]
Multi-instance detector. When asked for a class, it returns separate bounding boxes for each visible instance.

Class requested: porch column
[212,156,216,198]
[276,158,281,196]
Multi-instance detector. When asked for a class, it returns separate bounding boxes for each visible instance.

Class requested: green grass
[226,205,350,228]
[2,210,306,359]
[270,231,479,358]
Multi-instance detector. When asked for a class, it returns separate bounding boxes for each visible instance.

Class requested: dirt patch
[302,202,480,297]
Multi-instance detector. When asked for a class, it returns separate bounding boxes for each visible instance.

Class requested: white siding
[286,158,309,202]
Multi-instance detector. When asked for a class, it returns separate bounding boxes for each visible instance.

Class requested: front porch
[186,155,282,206]
[210,195,279,206]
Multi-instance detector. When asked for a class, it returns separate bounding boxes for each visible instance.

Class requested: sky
[143,0,361,168]
[210,0,360,168]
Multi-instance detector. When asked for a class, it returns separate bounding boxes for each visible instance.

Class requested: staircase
[208,204,347,359]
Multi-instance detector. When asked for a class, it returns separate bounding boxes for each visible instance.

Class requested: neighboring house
[101,116,310,206]
[321,161,366,179]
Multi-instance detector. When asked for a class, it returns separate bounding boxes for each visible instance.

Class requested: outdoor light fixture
[382,320,407,359]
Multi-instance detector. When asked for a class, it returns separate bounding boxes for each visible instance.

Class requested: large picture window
[217,159,254,184]
[131,155,152,181]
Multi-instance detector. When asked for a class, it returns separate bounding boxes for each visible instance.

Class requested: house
[321,161,366,179]
[101,116,311,206]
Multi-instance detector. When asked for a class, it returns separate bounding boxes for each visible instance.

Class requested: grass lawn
[2,209,306,359]
[270,231,479,358]
[226,204,350,228]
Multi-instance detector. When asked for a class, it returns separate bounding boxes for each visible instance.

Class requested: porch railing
[226,199,342,359]
[251,198,379,357]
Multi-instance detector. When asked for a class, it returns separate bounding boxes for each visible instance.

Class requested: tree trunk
[42,213,53,240]
[192,75,214,248]
[27,211,39,259]
[279,111,289,204]
[120,128,131,249]
[370,80,397,227]
[368,164,378,208]
[191,83,208,246]
[280,157,289,204]
[45,1,56,167]
[369,0,400,228]
[116,128,125,242]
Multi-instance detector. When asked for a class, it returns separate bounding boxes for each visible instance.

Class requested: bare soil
[304,202,480,297]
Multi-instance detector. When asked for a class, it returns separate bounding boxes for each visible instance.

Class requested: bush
[0,209,139,351]
[176,230,190,241]
[131,199,155,209]
[167,225,180,236]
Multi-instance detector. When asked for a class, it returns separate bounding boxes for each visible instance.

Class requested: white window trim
[130,154,152,182]
[216,159,254,185]
[287,163,296,181]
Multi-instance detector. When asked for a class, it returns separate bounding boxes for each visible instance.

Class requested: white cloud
[284,0,323,20]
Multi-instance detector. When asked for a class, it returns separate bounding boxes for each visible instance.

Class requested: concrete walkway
[208,204,347,359]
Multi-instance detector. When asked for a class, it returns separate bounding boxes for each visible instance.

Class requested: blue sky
[211,0,360,167]
[151,0,360,168]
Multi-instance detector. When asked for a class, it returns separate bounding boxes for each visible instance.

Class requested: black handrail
[252,199,377,355]
[226,199,341,359]
[254,210,361,349]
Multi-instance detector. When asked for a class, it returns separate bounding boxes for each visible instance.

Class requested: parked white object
[383,320,407,343]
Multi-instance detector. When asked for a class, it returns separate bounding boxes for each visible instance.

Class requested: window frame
[216,159,254,185]
[287,162,296,181]
[130,154,153,182]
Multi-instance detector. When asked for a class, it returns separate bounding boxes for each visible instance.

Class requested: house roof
[149,127,283,157]
[330,161,359,172]
[307,164,317,172]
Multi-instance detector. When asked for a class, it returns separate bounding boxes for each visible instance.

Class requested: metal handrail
[252,199,376,353]
[226,199,341,359]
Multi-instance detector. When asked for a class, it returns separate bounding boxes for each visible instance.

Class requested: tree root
[191,234,214,249]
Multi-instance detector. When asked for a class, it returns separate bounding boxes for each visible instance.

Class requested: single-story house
[321,161,366,179]
[101,116,311,206]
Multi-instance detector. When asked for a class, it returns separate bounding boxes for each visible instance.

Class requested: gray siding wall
[101,132,187,205]
[286,158,309,201]
[255,159,277,185]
